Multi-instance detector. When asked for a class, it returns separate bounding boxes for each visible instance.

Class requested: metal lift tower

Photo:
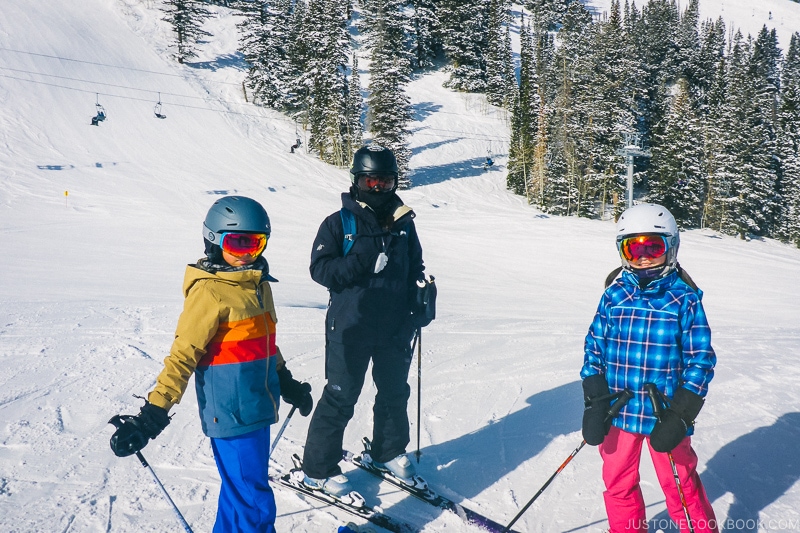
[617,132,651,208]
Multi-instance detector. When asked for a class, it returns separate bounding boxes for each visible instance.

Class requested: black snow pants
[302,339,413,479]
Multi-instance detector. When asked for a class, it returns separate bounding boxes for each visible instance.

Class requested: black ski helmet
[203,196,271,252]
[349,145,398,185]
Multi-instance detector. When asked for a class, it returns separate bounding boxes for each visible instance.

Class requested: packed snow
[1,1,799,532]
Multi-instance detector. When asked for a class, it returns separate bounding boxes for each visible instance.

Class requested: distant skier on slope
[581,203,719,533]
[109,196,313,533]
[300,145,433,498]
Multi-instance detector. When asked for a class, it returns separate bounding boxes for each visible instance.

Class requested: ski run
[2,0,800,532]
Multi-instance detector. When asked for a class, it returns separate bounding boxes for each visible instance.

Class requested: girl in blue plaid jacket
[580,204,719,533]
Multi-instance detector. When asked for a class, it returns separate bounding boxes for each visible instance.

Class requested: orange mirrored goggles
[618,234,668,261]
[356,173,397,192]
[221,232,268,258]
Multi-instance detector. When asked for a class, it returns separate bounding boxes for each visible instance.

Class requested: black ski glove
[109,401,170,457]
[277,367,313,416]
[411,276,437,328]
[582,374,612,446]
[650,387,704,453]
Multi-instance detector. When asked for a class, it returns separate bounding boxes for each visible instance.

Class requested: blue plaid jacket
[581,269,716,436]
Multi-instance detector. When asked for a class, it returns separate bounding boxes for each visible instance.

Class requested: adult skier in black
[301,145,428,497]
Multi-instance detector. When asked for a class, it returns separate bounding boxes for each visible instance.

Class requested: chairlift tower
[616,132,651,209]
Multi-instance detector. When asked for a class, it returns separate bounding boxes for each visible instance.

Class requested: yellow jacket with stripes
[148,261,283,438]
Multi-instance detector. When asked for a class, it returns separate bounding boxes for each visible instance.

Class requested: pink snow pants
[599,426,718,533]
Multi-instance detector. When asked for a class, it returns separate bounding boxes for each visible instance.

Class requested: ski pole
[108,416,193,533]
[269,405,297,458]
[137,450,194,533]
[644,383,696,533]
[502,389,634,533]
[414,327,422,464]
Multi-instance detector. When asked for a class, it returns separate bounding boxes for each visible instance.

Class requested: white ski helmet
[616,203,680,276]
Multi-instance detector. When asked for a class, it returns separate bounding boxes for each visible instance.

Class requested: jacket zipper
[257,280,279,420]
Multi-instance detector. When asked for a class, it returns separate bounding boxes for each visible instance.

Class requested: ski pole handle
[644,383,664,419]
[606,389,634,421]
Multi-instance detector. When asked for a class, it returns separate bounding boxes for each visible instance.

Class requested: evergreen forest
[163,0,800,246]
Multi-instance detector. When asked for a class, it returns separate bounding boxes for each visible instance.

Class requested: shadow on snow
[410,156,500,187]
[352,381,584,528]
[649,412,800,532]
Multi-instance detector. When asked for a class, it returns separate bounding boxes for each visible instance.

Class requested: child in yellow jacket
[110,196,313,532]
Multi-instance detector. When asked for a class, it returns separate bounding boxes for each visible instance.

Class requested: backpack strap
[604,266,623,288]
[675,263,699,291]
[340,207,357,256]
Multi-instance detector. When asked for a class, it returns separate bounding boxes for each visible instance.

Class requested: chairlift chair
[483,148,494,170]
[154,93,166,119]
[91,96,106,126]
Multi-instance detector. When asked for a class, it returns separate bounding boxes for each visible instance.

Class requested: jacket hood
[183,261,267,297]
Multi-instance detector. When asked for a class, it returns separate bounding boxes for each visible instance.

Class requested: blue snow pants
[210,426,277,533]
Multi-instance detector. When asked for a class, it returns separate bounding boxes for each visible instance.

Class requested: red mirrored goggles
[221,232,268,258]
[618,234,668,261]
[356,173,397,192]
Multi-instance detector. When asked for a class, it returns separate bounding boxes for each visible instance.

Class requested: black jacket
[310,192,425,346]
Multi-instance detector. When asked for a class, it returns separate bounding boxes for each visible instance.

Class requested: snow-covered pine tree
[569,0,632,218]
[286,0,311,114]
[304,0,351,166]
[638,0,680,142]
[694,16,726,112]
[702,29,731,232]
[775,32,800,246]
[673,0,701,89]
[438,0,490,92]
[710,30,780,238]
[236,0,296,110]
[410,0,442,70]
[366,1,413,187]
[161,0,213,64]
[506,16,539,198]
[484,0,514,108]
[344,53,364,159]
[751,26,783,233]
[522,0,566,33]
[648,78,706,227]
[543,1,594,216]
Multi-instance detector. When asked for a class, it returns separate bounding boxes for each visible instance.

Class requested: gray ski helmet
[203,196,271,246]
[349,145,398,185]
[616,203,679,275]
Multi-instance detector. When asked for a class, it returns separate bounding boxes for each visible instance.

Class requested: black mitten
[277,367,314,416]
[650,387,704,453]
[109,401,170,457]
[582,374,612,446]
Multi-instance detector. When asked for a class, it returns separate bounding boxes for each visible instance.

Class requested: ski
[271,454,419,533]
[344,439,519,533]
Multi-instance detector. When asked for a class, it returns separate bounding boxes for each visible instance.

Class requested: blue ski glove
[278,367,314,416]
[650,387,704,453]
[582,374,612,446]
[109,401,170,457]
